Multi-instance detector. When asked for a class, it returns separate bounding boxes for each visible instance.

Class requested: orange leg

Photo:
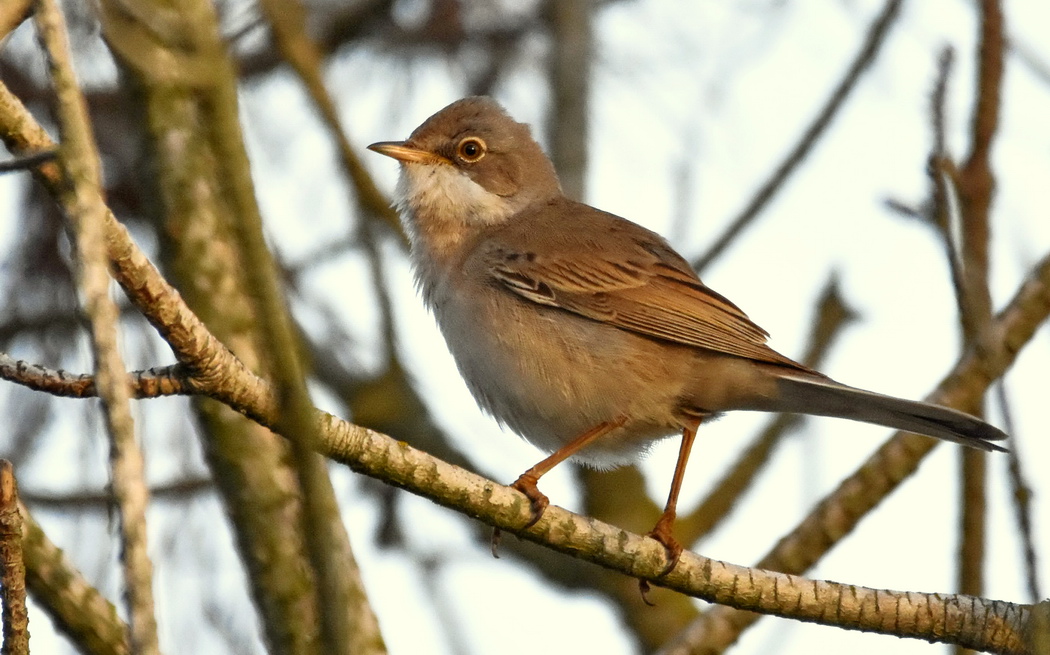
[492,416,627,556]
[511,415,628,527]
[647,422,699,575]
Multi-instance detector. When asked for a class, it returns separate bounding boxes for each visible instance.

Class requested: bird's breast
[423,268,694,465]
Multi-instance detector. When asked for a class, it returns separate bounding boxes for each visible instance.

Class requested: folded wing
[478,200,808,371]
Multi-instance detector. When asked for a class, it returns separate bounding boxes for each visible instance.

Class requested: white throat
[395,162,518,306]
[396,163,516,250]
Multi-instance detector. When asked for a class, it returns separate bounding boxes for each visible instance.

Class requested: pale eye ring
[456,137,487,162]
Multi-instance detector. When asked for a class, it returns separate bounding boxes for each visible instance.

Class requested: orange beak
[367,141,448,164]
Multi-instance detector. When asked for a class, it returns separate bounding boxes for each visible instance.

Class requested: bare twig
[997,381,1040,602]
[692,0,904,272]
[0,355,195,399]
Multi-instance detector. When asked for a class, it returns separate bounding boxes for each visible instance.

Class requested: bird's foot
[646,514,684,576]
[638,514,684,604]
[491,472,551,558]
[510,472,550,527]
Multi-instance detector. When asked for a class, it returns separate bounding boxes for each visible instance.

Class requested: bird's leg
[638,423,699,602]
[491,416,627,556]
[644,422,699,583]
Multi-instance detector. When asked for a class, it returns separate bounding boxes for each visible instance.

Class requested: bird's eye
[456,137,486,163]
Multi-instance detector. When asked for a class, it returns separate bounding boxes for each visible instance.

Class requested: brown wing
[476,198,806,369]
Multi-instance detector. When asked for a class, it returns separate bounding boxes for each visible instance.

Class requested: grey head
[368,97,564,238]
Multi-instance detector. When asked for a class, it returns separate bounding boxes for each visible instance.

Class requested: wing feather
[477,199,805,370]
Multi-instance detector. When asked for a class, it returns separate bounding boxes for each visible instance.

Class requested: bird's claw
[491,472,551,558]
[646,516,684,577]
[638,515,684,602]
[510,473,550,528]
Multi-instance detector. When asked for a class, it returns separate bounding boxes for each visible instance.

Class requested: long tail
[771,373,1008,452]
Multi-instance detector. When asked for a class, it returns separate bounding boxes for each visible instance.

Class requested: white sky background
[4,0,1050,653]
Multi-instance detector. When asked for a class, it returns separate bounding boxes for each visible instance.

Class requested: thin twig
[996,381,1040,602]
[692,0,904,272]
[0,355,195,399]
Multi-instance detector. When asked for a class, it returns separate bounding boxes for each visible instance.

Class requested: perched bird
[368,96,1007,573]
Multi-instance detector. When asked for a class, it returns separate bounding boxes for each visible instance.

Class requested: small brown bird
[368,96,1006,572]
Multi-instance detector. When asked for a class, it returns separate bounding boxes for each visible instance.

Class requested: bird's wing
[476,200,806,369]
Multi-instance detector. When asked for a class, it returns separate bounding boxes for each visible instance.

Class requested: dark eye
[457,137,486,162]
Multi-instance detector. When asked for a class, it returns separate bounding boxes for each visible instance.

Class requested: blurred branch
[997,381,1041,603]
[951,0,1004,624]
[21,474,212,510]
[235,0,394,78]
[0,461,29,655]
[213,3,376,648]
[97,0,383,650]
[31,2,160,653]
[1010,37,1050,87]
[259,0,407,243]
[956,0,1002,337]
[0,0,31,41]
[928,47,967,301]
[546,0,593,201]
[22,500,129,655]
[692,0,904,273]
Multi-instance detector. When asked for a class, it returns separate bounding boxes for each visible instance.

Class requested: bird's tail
[770,373,1008,452]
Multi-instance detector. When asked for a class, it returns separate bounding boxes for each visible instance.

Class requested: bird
[367,96,1007,576]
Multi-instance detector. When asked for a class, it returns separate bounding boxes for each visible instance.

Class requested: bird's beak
[367,141,447,164]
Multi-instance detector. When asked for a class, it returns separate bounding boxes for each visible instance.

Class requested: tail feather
[772,374,1007,452]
